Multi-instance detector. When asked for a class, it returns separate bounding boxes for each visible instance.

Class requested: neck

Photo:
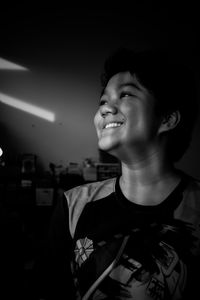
[119,153,181,205]
[121,158,176,185]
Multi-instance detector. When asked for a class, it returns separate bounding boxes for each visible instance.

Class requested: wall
[0,54,100,170]
[0,4,200,177]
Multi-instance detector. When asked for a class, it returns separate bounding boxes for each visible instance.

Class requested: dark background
[0,2,200,299]
[0,2,200,176]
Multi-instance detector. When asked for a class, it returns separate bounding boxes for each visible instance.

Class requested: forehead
[104,71,144,92]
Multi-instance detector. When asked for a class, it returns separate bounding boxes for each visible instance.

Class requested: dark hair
[101,48,199,162]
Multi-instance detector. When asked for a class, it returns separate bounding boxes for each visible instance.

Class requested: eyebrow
[101,81,142,97]
[118,82,142,91]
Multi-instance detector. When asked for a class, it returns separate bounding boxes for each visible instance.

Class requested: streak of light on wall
[0,93,55,122]
[0,57,28,70]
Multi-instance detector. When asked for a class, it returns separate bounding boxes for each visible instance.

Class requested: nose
[100,102,118,117]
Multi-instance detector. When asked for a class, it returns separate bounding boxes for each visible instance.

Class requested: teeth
[105,122,122,129]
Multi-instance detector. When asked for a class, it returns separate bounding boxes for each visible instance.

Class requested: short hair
[101,48,199,162]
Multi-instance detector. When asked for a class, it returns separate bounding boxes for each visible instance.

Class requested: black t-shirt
[70,175,200,299]
[35,173,200,299]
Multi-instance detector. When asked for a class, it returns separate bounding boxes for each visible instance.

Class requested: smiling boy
[38,48,200,300]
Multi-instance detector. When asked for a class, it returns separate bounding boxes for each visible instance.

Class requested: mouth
[103,122,124,129]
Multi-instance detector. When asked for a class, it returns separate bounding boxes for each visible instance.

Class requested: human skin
[94,71,162,163]
[94,71,181,205]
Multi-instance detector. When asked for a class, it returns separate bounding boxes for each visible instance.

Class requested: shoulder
[182,174,200,207]
[64,177,117,206]
[64,177,117,237]
[176,173,200,234]
[173,173,200,255]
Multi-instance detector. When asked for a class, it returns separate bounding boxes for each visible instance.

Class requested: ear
[158,111,181,134]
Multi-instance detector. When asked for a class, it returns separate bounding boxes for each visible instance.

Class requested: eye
[99,99,107,106]
[120,92,133,98]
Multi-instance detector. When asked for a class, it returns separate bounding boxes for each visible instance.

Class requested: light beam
[0,93,55,122]
[0,57,28,70]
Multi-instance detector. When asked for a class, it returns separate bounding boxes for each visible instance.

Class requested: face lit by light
[94,72,160,158]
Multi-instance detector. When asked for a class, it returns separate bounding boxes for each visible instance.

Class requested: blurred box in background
[82,165,97,182]
[36,188,54,206]
[96,163,121,181]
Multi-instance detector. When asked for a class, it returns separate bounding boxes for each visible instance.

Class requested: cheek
[93,111,101,130]
[126,107,141,127]
[125,107,151,136]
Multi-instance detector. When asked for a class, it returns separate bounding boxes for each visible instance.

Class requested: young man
[37,49,200,300]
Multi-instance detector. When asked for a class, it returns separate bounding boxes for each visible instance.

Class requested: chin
[98,143,112,152]
[98,140,120,156]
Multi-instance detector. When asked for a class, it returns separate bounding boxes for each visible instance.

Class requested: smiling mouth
[104,122,123,129]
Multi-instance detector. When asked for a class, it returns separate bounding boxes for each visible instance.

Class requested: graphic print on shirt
[72,220,197,300]
[74,237,94,267]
